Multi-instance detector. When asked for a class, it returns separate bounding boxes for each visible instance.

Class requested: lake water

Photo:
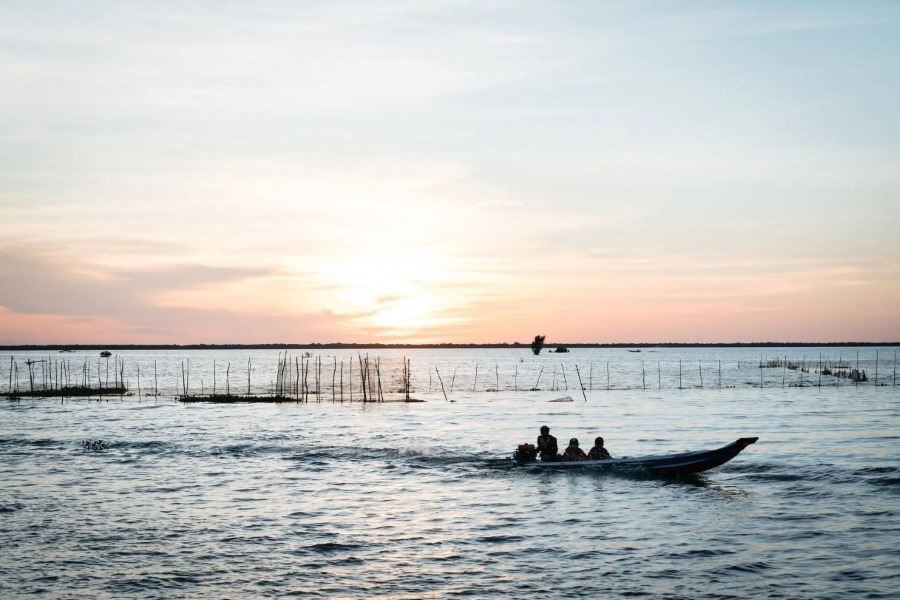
[2,347,898,598]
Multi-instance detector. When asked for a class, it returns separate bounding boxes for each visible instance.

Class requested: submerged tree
[531,335,546,355]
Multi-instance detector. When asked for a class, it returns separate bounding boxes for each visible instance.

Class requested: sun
[322,252,456,338]
[370,294,438,334]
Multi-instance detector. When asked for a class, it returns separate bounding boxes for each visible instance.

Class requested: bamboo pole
[658,361,661,390]
[875,350,879,385]
[782,355,786,388]
[358,354,367,402]
[302,356,307,400]
[801,356,806,387]
[679,360,682,390]
[305,356,311,402]
[606,361,610,391]
[589,363,593,391]
[317,355,322,400]
[838,351,842,388]
[332,357,337,402]
[366,355,374,401]
[642,361,645,390]
[533,366,544,391]
[435,367,448,401]
[376,357,384,402]
[404,358,411,401]
[575,365,587,402]
[359,354,372,402]
[473,363,478,393]
[560,363,568,390]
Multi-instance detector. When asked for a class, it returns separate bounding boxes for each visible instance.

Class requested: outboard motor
[513,443,537,464]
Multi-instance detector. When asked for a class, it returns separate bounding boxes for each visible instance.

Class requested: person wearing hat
[535,425,559,461]
[562,437,587,461]
[587,436,612,460]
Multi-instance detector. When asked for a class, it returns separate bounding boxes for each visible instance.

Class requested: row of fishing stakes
[180,353,400,402]
[4,355,161,401]
[4,351,898,400]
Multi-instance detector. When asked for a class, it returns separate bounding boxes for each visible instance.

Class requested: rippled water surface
[2,348,899,598]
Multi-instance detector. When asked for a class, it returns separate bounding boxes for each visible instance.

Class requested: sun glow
[322,253,462,338]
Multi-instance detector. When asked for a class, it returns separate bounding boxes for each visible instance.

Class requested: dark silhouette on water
[531,335,546,355]
[513,437,759,475]
[587,436,612,460]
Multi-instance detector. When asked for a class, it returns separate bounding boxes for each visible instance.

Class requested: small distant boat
[627,349,641,353]
[553,347,569,353]
[512,437,759,476]
[100,351,112,357]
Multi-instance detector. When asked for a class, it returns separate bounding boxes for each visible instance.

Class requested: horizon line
[1,341,899,351]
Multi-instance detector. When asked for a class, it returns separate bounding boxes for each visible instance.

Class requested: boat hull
[513,437,758,476]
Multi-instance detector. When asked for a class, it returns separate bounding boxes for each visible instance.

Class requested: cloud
[0,245,348,343]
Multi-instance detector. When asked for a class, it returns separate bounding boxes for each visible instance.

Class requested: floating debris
[548,395,574,403]
[82,440,109,451]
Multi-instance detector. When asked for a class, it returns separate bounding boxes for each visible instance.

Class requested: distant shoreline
[1,342,898,351]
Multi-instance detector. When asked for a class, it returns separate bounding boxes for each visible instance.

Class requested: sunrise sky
[1,1,899,344]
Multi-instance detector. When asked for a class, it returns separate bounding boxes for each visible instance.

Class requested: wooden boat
[512,437,758,476]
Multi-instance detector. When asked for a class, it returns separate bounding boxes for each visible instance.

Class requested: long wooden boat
[512,437,758,476]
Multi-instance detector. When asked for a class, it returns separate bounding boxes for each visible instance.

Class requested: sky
[1,0,899,344]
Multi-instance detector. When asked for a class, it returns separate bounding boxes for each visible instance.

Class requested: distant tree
[531,335,546,355]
